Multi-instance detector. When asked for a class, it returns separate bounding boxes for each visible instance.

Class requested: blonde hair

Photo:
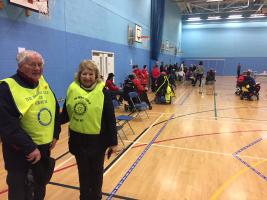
[75,60,101,83]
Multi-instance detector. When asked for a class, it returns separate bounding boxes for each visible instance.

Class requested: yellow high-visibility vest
[66,81,104,134]
[0,76,56,145]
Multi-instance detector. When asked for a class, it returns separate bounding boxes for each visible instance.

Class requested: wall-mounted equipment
[128,25,134,45]
[135,24,142,43]
[9,0,48,14]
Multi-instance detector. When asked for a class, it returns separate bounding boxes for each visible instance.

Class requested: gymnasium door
[92,51,114,81]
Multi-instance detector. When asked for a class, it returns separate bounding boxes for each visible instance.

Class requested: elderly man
[0,50,61,200]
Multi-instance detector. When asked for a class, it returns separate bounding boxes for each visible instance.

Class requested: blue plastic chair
[128,92,149,118]
[112,100,135,135]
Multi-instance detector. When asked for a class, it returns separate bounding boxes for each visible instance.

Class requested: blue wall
[160,0,182,64]
[181,21,267,75]
[0,0,183,100]
[0,0,153,100]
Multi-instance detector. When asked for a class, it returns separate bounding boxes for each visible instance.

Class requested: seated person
[177,69,185,81]
[185,69,195,84]
[237,73,245,87]
[154,72,174,104]
[206,69,215,82]
[122,76,138,111]
[155,72,168,94]
[129,74,152,110]
[244,71,256,92]
[105,73,124,103]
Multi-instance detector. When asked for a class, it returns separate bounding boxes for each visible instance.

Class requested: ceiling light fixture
[207,16,221,20]
[249,14,266,18]
[186,17,202,21]
[206,0,223,2]
[227,15,243,19]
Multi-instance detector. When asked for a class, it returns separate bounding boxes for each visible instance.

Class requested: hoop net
[33,0,56,20]
[137,36,150,49]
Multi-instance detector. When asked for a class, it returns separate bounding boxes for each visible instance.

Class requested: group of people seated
[182,63,215,86]
[104,61,217,110]
[105,65,152,111]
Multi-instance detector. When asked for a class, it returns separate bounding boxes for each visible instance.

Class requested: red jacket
[105,79,119,91]
[132,78,146,95]
[152,67,160,79]
[133,68,144,80]
[141,69,149,85]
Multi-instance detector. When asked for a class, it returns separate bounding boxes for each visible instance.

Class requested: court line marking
[233,137,267,181]
[0,113,165,195]
[209,160,266,200]
[42,129,267,175]
[54,155,74,170]
[174,89,187,104]
[176,116,267,126]
[107,114,174,199]
[210,137,267,200]
[178,89,193,105]
[0,155,75,195]
[103,113,164,176]
[124,141,267,161]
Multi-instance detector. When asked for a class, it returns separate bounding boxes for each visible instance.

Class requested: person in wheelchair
[235,72,245,95]
[240,71,260,100]
[154,72,174,104]
[205,69,216,84]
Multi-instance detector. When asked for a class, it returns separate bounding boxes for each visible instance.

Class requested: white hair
[16,50,44,66]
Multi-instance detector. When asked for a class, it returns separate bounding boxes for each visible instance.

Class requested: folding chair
[128,92,149,118]
[116,125,127,147]
[112,100,135,135]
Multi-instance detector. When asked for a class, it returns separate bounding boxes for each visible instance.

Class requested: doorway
[92,50,114,82]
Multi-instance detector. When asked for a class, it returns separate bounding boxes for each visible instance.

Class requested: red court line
[0,189,8,195]
[0,163,78,196]
[53,163,77,173]
[132,129,267,148]
[1,129,266,196]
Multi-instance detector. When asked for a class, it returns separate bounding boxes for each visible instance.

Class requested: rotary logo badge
[74,101,87,115]
[37,108,52,126]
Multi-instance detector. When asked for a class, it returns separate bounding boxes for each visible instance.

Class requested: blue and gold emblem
[37,108,52,126]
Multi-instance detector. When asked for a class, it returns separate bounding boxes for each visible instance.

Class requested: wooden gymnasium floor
[1,76,267,199]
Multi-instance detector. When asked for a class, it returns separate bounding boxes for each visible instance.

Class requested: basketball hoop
[31,0,56,19]
[140,36,150,39]
[35,0,49,15]
[139,36,150,49]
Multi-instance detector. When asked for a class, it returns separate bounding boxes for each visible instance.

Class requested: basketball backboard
[9,0,48,14]
[135,24,142,43]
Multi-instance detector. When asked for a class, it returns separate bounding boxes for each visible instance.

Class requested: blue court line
[233,137,267,182]
[107,114,175,199]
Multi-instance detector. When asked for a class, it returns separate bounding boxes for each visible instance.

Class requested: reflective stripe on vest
[66,81,104,134]
[0,76,56,145]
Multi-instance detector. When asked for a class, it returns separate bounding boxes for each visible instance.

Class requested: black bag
[31,157,56,185]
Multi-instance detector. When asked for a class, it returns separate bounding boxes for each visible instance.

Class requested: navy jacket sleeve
[101,88,118,146]
[0,82,36,155]
[53,94,61,140]
[60,100,69,125]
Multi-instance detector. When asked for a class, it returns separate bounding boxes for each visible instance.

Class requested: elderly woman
[61,60,118,200]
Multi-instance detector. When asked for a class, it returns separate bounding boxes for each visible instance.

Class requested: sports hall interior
[1,0,267,199]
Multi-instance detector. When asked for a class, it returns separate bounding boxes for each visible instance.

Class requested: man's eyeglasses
[27,62,43,68]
